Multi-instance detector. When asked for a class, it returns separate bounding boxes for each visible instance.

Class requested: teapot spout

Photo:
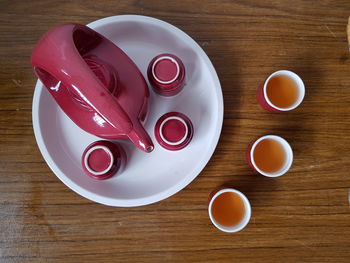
[127,122,154,153]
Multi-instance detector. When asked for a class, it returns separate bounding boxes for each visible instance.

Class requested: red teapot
[31,23,154,153]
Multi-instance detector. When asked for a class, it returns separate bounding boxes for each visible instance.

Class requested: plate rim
[32,15,224,207]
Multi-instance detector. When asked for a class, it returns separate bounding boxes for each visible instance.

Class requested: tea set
[31,15,304,232]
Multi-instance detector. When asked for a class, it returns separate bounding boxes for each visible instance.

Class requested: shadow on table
[220,174,278,207]
[199,39,243,176]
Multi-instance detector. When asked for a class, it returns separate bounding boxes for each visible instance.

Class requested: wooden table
[1,1,349,262]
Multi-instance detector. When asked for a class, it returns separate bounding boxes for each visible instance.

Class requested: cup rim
[152,55,180,84]
[208,188,251,233]
[250,135,293,177]
[83,145,114,176]
[263,70,305,111]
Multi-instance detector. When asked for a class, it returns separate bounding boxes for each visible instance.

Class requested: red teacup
[246,135,293,177]
[257,70,305,112]
[82,140,126,180]
[154,112,193,151]
[147,54,185,96]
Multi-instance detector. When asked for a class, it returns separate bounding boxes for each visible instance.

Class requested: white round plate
[32,15,223,207]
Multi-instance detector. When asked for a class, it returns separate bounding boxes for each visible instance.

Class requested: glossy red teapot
[31,23,154,153]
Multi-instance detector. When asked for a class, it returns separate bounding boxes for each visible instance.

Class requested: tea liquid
[211,192,245,227]
[253,139,286,173]
[266,75,299,108]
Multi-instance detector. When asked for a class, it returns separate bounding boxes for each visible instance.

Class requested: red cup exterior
[257,82,282,113]
[154,112,193,151]
[81,140,126,180]
[147,54,185,97]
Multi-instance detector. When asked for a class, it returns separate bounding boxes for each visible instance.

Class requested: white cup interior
[208,189,251,233]
[263,70,305,111]
[250,135,293,177]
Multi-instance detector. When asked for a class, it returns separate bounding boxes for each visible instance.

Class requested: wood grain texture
[1,0,350,262]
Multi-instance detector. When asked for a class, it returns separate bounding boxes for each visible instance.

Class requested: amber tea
[266,75,299,108]
[253,138,286,173]
[209,189,251,233]
[211,192,245,227]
